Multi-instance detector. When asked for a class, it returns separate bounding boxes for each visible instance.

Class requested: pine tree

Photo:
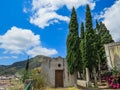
[66,7,80,74]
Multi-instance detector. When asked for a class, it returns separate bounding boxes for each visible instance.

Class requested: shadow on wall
[114,54,120,69]
[109,45,120,69]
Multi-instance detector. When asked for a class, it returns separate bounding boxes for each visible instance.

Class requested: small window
[58,64,61,67]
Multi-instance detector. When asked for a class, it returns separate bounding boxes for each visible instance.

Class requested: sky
[0,0,119,65]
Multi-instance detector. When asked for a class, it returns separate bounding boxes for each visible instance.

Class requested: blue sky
[0,0,119,65]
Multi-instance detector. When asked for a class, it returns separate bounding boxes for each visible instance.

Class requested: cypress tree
[96,20,100,32]
[80,22,84,39]
[23,56,30,82]
[99,22,114,66]
[66,7,79,74]
[78,22,84,74]
[84,4,97,71]
[79,22,85,69]
[25,56,30,72]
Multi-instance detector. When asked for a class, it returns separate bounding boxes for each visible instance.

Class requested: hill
[0,55,56,75]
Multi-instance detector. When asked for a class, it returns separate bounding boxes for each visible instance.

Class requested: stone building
[41,57,75,88]
[104,42,120,70]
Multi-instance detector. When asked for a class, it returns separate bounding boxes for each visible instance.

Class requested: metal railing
[24,81,32,90]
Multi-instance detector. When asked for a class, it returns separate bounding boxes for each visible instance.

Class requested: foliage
[79,22,86,70]
[78,22,85,72]
[22,70,30,83]
[102,67,120,89]
[66,7,80,74]
[26,58,30,72]
[22,58,30,83]
[0,55,44,75]
[80,22,84,39]
[31,70,45,90]
[84,4,97,71]
[66,4,114,75]
[96,21,114,66]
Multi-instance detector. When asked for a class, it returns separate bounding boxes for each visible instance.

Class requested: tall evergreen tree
[84,4,97,71]
[96,20,100,32]
[23,56,30,82]
[99,22,114,66]
[95,20,102,82]
[80,22,84,39]
[79,22,85,69]
[66,7,79,74]
[26,56,30,72]
[78,22,84,74]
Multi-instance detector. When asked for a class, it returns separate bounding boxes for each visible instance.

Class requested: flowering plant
[107,67,120,89]
[101,67,120,89]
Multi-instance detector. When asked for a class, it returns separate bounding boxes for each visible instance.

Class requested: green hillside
[0,55,52,75]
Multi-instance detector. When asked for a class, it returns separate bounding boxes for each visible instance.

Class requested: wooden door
[55,70,63,88]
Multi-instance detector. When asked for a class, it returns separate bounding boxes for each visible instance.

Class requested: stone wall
[77,80,87,87]
[104,42,120,70]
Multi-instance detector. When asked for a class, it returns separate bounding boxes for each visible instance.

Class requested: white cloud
[0,26,40,54]
[27,46,57,57]
[0,26,57,57]
[0,56,18,60]
[28,0,95,29]
[100,0,120,41]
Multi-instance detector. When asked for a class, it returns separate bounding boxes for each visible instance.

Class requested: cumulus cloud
[100,0,120,41]
[0,26,57,57]
[27,46,57,57]
[28,0,95,29]
[0,26,40,54]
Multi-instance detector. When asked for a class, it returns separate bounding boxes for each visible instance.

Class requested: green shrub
[31,70,46,90]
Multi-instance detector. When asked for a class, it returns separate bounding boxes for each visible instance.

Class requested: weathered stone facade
[41,57,75,87]
[104,42,120,70]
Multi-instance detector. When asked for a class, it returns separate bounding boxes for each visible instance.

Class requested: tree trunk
[83,69,85,80]
[93,67,97,87]
[74,72,77,87]
[86,68,90,87]
[98,54,101,83]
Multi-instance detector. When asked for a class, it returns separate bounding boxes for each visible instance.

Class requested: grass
[6,79,24,90]
[45,87,80,90]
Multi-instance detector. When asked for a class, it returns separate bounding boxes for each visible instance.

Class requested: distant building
[41,57,75,88]
[104,42,120,70]
[0,75,15,80]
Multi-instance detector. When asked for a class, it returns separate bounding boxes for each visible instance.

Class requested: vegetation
[22,57,31,82]
[31,69,46,90]
[97,22,114,66]
[66,4,114,86]
[84,5,97,71]
[0,55,47,75]
[101,67,120,89]
[66,7,80,74]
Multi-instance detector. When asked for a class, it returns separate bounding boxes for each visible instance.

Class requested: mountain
[0,55,58,75]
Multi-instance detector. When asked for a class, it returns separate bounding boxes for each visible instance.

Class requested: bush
[104,68,120,89]
[22,70,30,83]
[31,70,46,90]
